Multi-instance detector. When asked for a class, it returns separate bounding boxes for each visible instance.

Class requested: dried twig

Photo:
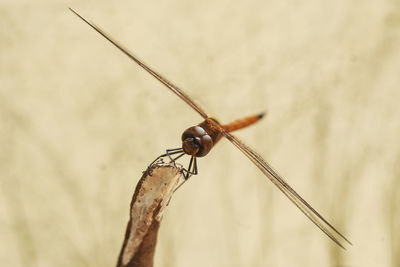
[116,162,182,267]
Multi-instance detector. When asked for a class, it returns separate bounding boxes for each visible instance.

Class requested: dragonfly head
[181,126,213,157]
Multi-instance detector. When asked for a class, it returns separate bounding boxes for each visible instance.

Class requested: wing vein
[69,8,208,119]
[222,131,352,248]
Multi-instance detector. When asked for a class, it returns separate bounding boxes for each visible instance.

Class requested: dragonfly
[70,8,352,249]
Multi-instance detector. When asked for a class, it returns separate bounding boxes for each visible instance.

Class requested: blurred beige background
[1,1,400,266]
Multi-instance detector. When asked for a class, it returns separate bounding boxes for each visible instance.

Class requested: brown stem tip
[116,162,182,267]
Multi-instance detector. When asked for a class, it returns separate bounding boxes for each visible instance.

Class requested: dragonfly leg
[166,148,186,167]
[181,156,198,180]
[171,156,198,197]
[146,148,184,175]
[167,157,199,205]
[147,150,198,195]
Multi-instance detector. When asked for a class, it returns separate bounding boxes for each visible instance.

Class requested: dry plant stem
[116,163,182,267]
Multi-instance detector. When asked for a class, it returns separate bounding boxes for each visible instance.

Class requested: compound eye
[181,131,192,141]
[196,135,213,157]
[182,126,207,141]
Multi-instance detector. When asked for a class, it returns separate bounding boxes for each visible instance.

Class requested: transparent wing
[70,7,351,249]
[222,131,352,249]
[70,8,209,119]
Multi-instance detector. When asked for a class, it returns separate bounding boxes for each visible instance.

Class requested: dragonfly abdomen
[222,113,265,132]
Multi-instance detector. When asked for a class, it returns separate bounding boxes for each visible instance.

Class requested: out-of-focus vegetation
[1,1,399,266]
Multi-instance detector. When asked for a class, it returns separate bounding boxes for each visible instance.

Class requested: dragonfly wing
[222,131,352,249]
[70,8,209,119]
